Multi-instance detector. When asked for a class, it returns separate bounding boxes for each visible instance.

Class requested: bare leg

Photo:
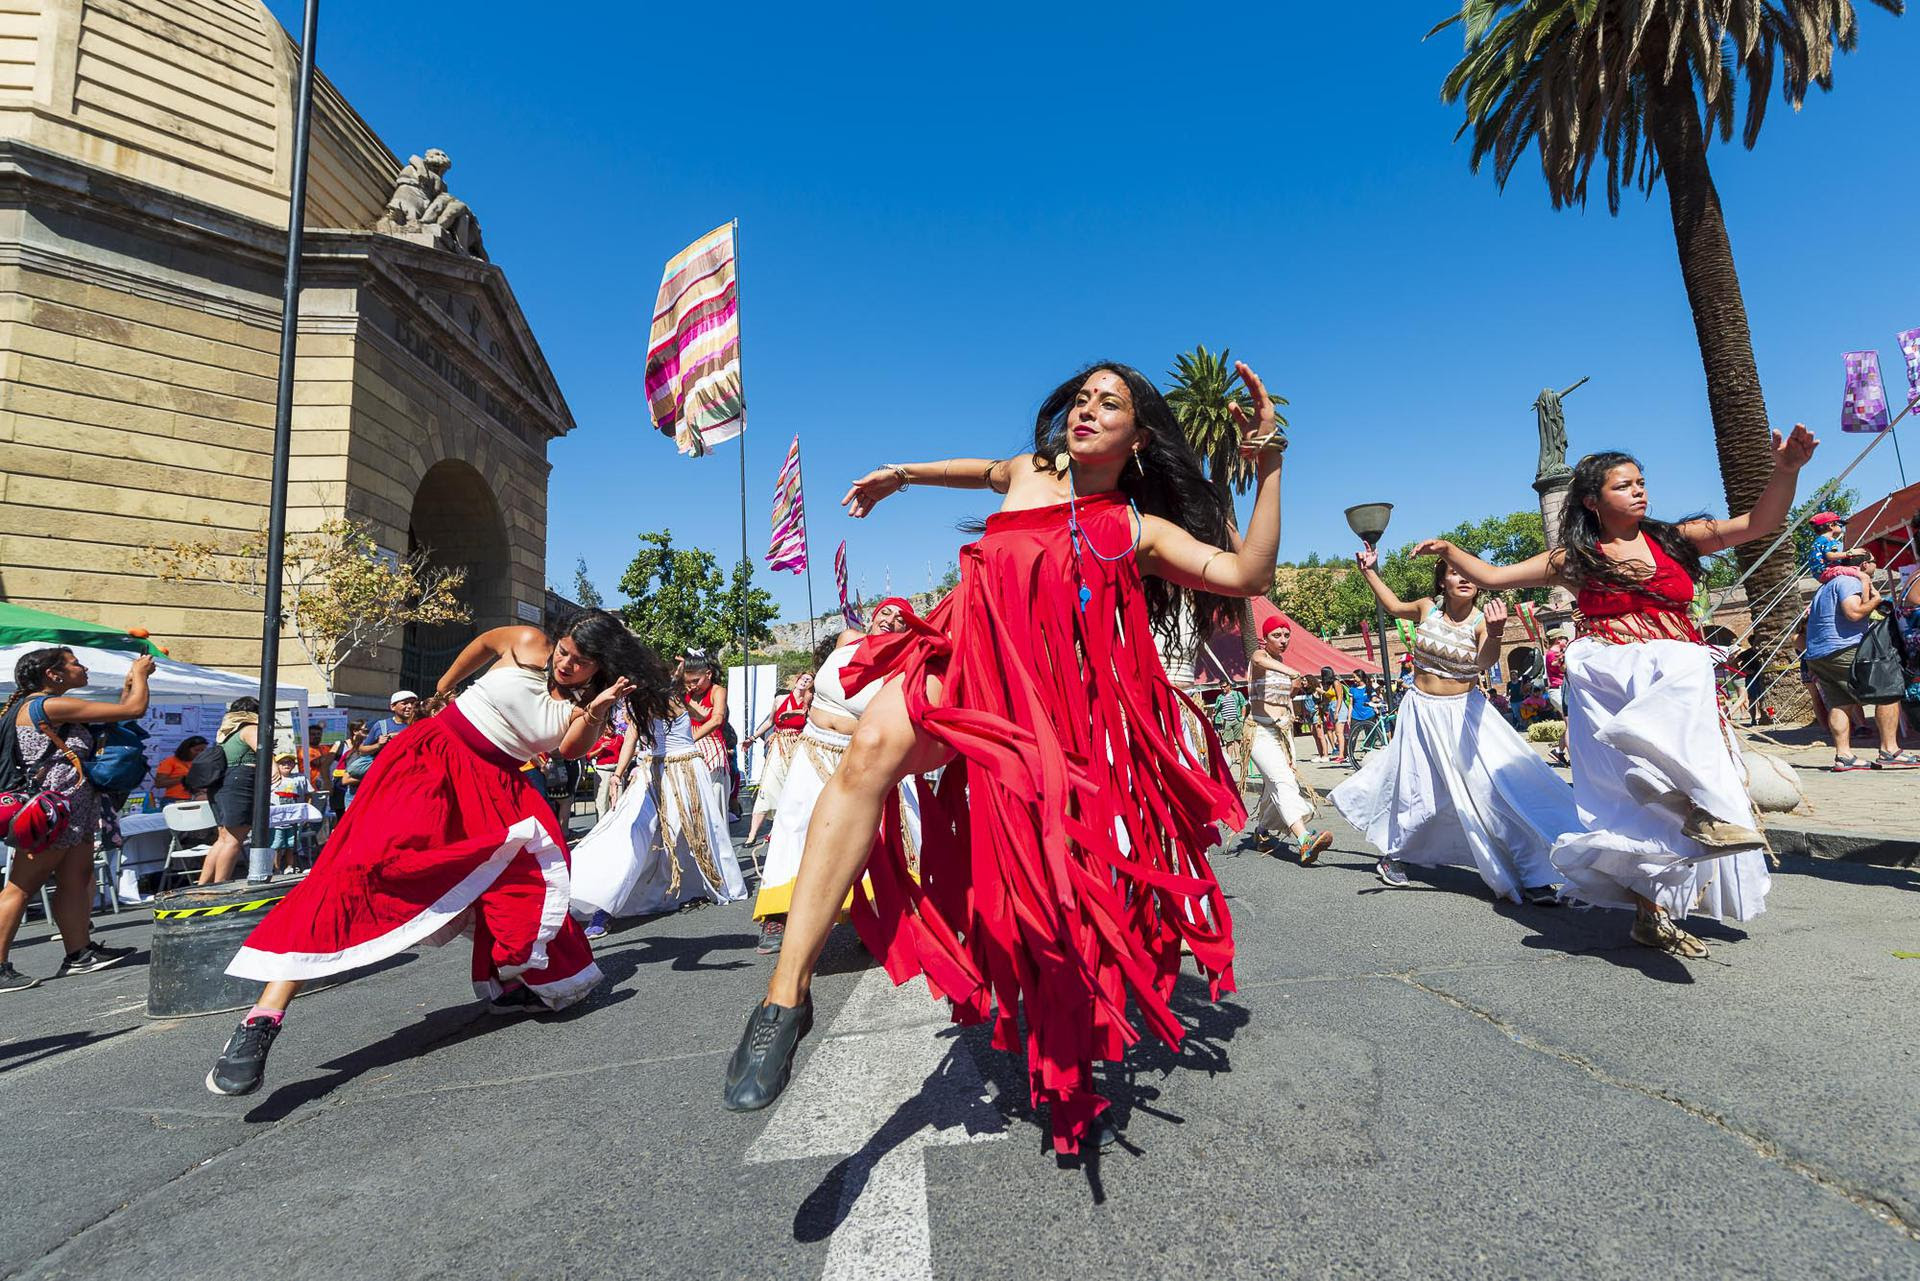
[0,842,71,964]
[199,826,248,885]
[1873,702,1901,756]
[254,978,302,1013]
[49,842,97,953]
[765,678,947,1008]
[1826,705,1854,758]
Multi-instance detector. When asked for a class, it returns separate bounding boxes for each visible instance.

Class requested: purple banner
[1899,327,1920,411]
[1841,350,1892,433]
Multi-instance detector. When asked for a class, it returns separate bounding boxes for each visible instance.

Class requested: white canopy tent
[0,644,308,710]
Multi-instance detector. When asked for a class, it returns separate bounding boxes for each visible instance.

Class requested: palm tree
[1432,0,1901,652]
[1167,345,1290,664]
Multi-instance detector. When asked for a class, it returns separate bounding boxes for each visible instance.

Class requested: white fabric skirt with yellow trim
[570,748,749,918]
[752,721,920,921]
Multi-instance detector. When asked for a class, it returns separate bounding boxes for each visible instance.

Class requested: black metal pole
[247,0,320,883]
[1374,600,1396,712]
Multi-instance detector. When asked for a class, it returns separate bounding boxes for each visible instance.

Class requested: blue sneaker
[1374,857,1409,888]
[583,910,609,941]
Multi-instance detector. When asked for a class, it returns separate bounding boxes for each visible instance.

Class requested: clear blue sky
[268,2,1916,623]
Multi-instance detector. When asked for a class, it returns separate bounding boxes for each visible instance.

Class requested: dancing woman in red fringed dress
[722,360,1288,1154]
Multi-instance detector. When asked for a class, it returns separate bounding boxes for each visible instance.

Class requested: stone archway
[401,459,511,694]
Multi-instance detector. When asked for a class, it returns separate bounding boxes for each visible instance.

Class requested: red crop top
[1573,534,1702,644]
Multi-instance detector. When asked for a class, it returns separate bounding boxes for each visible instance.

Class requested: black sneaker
[0,962,41,993]
[486,984,545,1016]
[56,943,137,976]
[206,1016,281,1096]
[1521,884,1561,907]
[756,919,785,955]
[722,997,813,1112]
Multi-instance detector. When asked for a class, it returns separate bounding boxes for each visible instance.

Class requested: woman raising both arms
[721,360,1286,1155]
[1413,425,1817,959]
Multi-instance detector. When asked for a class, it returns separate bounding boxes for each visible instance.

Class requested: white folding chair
[91,846,120,916]
[160,801,218,891]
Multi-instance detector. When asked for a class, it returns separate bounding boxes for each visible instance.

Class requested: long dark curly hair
[1,647,71,730]
[551,609,675,728]
[1557,451,1705,591]
[1028,362,1236,636]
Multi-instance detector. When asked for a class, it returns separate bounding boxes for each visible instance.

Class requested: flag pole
[801,447,818,652]
[732,218,755,782]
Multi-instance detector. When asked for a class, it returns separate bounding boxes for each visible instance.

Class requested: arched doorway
[401,460,511,694]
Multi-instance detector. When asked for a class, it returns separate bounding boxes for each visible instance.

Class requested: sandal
[1831,755,1873,772]
[1871,751,1920,770]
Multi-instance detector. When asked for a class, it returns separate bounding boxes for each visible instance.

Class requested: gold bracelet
[1203,549,1231,585]
[886,463,911,489]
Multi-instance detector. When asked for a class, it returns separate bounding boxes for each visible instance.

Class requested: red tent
[1193,597,1369,683]
[1850,480,1920,572]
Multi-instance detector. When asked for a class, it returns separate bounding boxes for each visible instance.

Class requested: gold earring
[1133,448,1146,476]
[1053,450,1070,474]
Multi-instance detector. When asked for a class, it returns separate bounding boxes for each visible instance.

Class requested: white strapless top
[454,665,575,761]
[650,713,695,757]
[812,641,882,720]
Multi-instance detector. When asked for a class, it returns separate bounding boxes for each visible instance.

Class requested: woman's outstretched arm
[435,626,549,695]
[1354,545,1427,622]
[841,456,1029,518]
[1679,424,1818,553]
[1140,361,1285,596]
[1411,540,1562,593]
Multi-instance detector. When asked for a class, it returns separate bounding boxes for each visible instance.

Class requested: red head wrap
[1259,614,1290,638]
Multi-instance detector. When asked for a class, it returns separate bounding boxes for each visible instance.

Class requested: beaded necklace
[1065,465,1141,612]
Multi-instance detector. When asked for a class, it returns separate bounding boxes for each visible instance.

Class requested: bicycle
[1349,709,1395,763]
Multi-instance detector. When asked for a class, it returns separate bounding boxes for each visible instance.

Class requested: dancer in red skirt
[722,360,1287,1154]
[207,611,670,1096]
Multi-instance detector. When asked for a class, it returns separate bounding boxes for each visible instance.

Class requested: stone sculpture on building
[378,148,487,259]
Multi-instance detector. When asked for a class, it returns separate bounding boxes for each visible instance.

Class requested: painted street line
[747,965,1007,1281]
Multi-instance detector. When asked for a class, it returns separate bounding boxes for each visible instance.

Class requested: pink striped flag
[836,540,862,629]
[645,222,743,457]
[767,436,807,573]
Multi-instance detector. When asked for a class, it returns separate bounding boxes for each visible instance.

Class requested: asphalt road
[2,782,1916,1281]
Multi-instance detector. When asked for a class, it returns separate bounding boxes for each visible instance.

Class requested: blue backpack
[85,717,151,804]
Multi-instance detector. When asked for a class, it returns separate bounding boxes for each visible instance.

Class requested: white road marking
[747,964,1007,1280]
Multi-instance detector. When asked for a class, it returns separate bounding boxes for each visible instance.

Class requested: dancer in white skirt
[570,678,749,934]
[752,599,917,955]
[1244,615,1334,863]
[1415,427,1818,958]
[1331,546,1572,903]
[743,671,814,848]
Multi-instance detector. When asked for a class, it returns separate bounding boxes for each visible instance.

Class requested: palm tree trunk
[1644,71,1797,670]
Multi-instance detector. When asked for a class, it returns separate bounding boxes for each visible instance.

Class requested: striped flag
[767,436,808,573]
[645,222,743,457]
[836,540,862,629]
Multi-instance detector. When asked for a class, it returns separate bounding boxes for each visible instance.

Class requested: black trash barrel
[146,882,291,1018]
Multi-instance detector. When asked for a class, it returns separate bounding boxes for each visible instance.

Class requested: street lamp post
[1344,502,1398,711]
[247,0,321,883]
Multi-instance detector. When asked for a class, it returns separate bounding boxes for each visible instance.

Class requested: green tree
[1438,510,1550,605]
[1433,0,1899,655]
[572,556,604,610]
[617,531,777,663]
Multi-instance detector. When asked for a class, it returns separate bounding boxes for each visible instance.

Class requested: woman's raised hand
[1482,598,1509,629]
[1355,544,1378,572]
[590,676,634,717]
[1225,361,1283,459]
[1772,423,1818,471]
[1411,538,1453,559]
[842,468,905,519]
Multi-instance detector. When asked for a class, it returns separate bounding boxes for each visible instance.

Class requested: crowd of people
[5,354,1914,1161]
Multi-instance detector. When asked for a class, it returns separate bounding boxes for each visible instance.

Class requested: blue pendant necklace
[1065,463,1141,613]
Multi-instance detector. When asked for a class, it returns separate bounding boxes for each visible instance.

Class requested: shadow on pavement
[0,1025,140,1072]
[244,1002,512,1122]
[594,929,758,975]
[1776,853,1920,892]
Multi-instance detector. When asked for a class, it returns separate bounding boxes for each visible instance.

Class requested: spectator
[1320,667,1351,763]
[333,719,368,814]
[0,647,153,991]
[267,752,313,874]
[300,723,334,796]
[588,706,628,820]
[153,735,209,804]
[1805,512,1868,581]
[200,696,261,884]
[1803,560,1917,770]
[362,690,420,759]
[1543,633,1568,713]
[1347,674,1376,742]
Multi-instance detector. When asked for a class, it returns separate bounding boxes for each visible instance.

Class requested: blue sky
[268,2,1917,623]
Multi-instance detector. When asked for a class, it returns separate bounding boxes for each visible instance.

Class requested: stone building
[0,0,572,708]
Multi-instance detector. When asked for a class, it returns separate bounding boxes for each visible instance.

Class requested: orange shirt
[154,756,191,801]
[301,744,336,791]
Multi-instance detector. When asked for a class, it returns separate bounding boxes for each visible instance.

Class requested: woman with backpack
[0,647,153,993]
[193,696,260,885]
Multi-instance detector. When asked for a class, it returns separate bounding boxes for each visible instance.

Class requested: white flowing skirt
[1551,638,1769,921]
[753,722,920,920]
[1246,713,1313,834]
[750,730,800,820]
[569,749,748,918]
[1330,688,1575,902]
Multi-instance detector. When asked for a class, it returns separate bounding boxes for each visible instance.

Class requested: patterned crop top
[1411,605,1484,683]
[1573,536,1702,645]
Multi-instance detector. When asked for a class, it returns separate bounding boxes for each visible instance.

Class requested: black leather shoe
[722,997,814,1112]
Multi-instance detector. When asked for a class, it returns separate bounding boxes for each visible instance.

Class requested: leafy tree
[1438,510,1550,605]
[153,518,469,705]
[1433,0,1899,655]
[617,531,778,663]
[572,556,604,610]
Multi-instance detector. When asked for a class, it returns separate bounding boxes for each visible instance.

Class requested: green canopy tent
[0,601,164,656]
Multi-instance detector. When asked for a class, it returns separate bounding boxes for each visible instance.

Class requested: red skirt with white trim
[226,706,602,1009]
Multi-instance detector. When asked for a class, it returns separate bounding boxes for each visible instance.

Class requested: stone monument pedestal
[1534,471,1575,612]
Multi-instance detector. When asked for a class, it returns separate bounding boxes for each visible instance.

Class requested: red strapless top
[771,694,808,731]
[1574,535,1702,644]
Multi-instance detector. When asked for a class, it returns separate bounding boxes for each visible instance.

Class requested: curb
[1765,821,1919,869]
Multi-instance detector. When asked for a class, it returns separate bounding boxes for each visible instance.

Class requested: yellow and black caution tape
[152,896,285,920]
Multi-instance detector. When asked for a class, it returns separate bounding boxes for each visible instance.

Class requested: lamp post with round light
[1344,502,1398,711]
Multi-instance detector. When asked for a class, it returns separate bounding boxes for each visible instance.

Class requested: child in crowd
[267,752,312,873]
[1806,512,1868,582]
